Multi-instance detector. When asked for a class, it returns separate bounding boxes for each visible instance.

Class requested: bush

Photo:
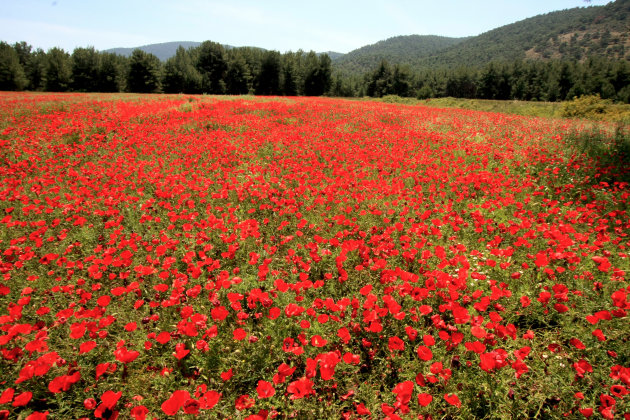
[561,95,609,119]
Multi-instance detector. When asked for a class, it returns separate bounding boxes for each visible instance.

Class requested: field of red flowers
[0,92,628,419]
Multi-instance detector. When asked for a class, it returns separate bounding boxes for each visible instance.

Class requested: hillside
[104,41,201,61]
[332,0,629,75]
[416,0,630,69]
[331,35,466,75]
[99,0,628,73]
[104,42,343,62]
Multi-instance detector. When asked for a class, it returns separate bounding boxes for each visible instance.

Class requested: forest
[0,41,333,97]
[0,39,629,103]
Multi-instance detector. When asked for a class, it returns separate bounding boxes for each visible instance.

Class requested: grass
[368,94,630,124]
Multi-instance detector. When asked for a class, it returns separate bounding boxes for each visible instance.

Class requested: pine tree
[45,47,72,92]
[0,42,27,90]
[127,49,161,93]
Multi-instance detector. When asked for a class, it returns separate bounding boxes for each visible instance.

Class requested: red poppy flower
[79,340,97,354]
[417,345,433,361]
[418,393,433,407]
[130,405,149,420]
[114,347,139,363]
[444,393,461,408]
[392,381,414,405]
[161,390,190,416]
[12,391,32,407]
[388,336,405,352]
[235,394,255,410]
[233,328,247,341]
[221,368,233,381]
[256,380,275,399]
[287,377,314,400]
[311,335,327,347]
[173,343,189,360]
[199,390,221,409]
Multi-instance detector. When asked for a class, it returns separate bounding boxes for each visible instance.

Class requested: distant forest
[0,40,629,103]
[0,41,332,96]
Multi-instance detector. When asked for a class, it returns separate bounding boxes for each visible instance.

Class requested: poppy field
[0,92,628,419]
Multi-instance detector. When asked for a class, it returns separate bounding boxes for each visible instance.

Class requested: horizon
[0,0,611,54]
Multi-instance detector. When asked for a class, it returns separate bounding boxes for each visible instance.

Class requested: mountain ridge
[101,0,629,74]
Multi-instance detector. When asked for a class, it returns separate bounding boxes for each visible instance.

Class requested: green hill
[104,42,344,63]
[332,0,629,75]
[103,41,202,61]
[331,35,466,75]
[418,0,629,69]
[99,1,629,75]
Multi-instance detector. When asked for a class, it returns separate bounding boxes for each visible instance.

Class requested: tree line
[351,58,630,103]
[0,40,332,96]
[1,40,628,103]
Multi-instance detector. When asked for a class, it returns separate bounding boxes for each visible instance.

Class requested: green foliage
[103,41,202,61]
[350,56,630,103]
[562,94,630,122]
[71,46,99,92]
[25,48,48,91]
[0,41,27,90]
[422,0,629,70]
[162,46,202,94]
[224,54,251,95]
[364,61,412,98]
[333,35,465,76]
[280,55,298,96]
[562,94,609,118]
[255,50,281,95]
[332,1,629,77]
[303,52,332,96]
[96,52,125,92]
[329,74,358,97]
[0,39,335,98]
[127,49,162,93]
[45,47,72,92]
[195,41,227,94]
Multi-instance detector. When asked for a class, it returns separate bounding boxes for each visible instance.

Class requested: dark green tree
[25,48,47,91]
[557,61,574,100]
[366,60,393,97]
[97,52,124,92]
[610,61,630,102]
[255,50,281,95]
[445,68,477,98]
[71,46,99,92]
[0,42,27,90]
[522,62,545,101]
[195,41,227,94]
[416,84,434,99]
[12,42,32,69]
[236,47,265,89]
[329,74,356,97]
[479,63,500,99]
[224,53,251,95]
[45,47,72,92]
[509,61,527,100]
[162,46,201,93]
[280,52,299,96]
[127,49,161,93]
[303,53,332,96]
[391,64,411,97]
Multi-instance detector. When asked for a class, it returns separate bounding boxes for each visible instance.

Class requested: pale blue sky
[0,0,610,54]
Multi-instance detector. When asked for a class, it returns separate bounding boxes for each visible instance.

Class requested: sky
[0,0,612,54]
